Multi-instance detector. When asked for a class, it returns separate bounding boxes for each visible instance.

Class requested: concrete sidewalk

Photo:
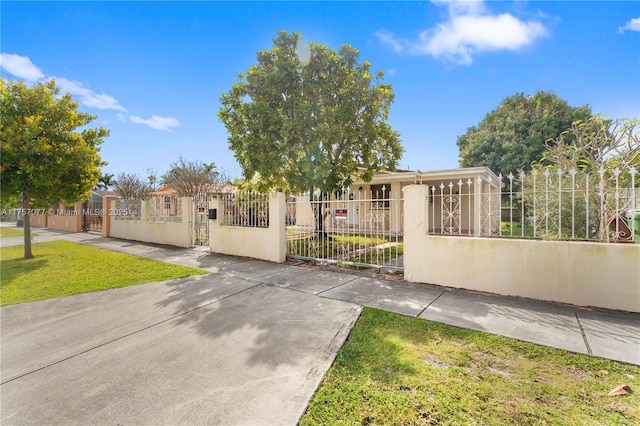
[59,229,640,366]
[6,227,640,365]
[1,228,639,425]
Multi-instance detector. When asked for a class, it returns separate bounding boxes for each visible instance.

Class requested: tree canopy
[113,173,153,199]
[218,30,403,195]
[161,157,228,196]
[542,116,639,173]
[456,91,594,174]
[1,78,108,258]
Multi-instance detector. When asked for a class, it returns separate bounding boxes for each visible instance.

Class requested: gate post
[270,192,286,262]
[208,196,220,251]
[403,185,429,281]
[102,196,117,237]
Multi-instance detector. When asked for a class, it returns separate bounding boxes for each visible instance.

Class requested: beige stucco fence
[108,197,192,248]
[403,185,640,313]
[102,188,637,312]
[209,192,286,263]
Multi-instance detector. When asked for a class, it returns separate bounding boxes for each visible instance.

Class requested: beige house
[354,166,502,235]
[291,166,502,236]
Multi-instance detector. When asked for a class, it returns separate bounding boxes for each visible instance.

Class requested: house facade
[289,166,502,236]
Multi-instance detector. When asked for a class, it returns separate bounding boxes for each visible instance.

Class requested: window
[370,184,390,208]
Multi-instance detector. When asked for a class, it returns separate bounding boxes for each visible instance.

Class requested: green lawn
[300,308,639,425]
[288,234,402,266]
[501,220,523,236]
[0,227,24,238]
[0,240,208,305]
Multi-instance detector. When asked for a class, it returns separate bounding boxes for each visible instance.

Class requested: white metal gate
[285,189,403,270]
[192,192,210,247]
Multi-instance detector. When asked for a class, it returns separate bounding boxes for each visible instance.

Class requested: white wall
[109,198,192,248]
[210,192,286,263]
[403,185,640,313]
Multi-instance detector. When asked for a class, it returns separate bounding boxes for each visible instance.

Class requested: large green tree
[1,79,108,258]
[457,91,594,174]
[218,30,403,195]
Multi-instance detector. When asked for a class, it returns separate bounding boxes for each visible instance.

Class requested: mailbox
[208,209,217,220]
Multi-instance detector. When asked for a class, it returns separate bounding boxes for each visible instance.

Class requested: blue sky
[2,1,639,180]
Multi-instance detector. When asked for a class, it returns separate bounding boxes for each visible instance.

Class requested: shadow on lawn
[0,257,48,285]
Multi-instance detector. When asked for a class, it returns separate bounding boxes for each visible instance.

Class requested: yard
[0,240,208,305]
[300,308,639,425]
[287,233,403,266]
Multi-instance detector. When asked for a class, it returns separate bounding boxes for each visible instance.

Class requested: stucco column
[269,192,286,262]
[208,196,221,252]
[102,196,117,237]
[402,185,428,282]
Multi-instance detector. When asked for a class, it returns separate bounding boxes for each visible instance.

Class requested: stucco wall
[46,202,84,233]
[210,192,286,263]
[108,198,192,248]
[403,185,640,313]
[29,214,48,228]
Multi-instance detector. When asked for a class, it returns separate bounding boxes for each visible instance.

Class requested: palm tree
[95,173,115,190]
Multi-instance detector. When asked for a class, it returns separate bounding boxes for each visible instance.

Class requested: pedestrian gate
[192,192,210,247]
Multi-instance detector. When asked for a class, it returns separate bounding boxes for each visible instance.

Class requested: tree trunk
[22,189,33,259]
[313,191,330,240]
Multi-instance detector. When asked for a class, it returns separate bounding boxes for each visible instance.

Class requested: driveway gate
[285,189,403,270]
[82,200,103,232]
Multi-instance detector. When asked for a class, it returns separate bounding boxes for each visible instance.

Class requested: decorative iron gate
[82,199,103,232]
[192,192,210,247]
[285,189,403,270]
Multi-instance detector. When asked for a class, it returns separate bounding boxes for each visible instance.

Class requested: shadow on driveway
[1,272,361,425]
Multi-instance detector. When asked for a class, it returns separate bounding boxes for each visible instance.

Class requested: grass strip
[0,227,24,238]
[0,240,208,305]
[301,308,639,425]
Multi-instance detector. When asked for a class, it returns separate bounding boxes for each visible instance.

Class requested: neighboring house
[353,166,502,234]
[151,185,182,217]
[151,183,235,219]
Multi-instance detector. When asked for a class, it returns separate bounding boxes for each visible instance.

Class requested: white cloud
[416,14,547,64]
[376,0,548,65]
[618,17,640,34]
[0,53,45,82]
[375,30,408,53]
[129,115,180,132]
[54,77,127,112]
[0,53,126,112]
[1,53,177,132]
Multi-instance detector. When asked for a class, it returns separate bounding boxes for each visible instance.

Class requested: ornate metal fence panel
[426,166,638,243]
[115,199,142,221]
[148,196,182,223]
[221,192,269,228]
[285,188,403,270]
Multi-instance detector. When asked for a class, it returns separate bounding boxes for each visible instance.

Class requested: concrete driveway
[1,272,361,425]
